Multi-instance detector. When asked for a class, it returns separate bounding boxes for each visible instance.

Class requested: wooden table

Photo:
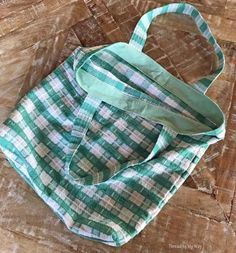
[0,1,236,252]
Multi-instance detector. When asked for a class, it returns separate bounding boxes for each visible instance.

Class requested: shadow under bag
[0,3,225,246]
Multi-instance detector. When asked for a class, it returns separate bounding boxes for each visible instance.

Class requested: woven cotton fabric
[0,3,225,246]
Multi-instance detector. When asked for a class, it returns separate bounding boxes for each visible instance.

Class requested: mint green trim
[77,69,211,135]
[75,42,224,137]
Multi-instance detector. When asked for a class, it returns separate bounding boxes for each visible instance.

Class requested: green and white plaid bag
[0,3,225,246]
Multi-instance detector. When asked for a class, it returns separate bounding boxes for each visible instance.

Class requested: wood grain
[0,0,236,252]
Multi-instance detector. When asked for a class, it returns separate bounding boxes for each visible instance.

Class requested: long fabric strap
[129,3,225,94]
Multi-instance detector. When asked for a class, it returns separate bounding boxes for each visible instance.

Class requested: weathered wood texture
[0,0,236,252]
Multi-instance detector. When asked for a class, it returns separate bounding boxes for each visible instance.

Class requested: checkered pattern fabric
[0,3,225,246]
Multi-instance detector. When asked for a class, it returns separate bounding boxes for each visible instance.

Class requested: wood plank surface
[0,0,236,252]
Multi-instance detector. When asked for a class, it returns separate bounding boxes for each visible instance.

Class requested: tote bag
[0,3,225,246]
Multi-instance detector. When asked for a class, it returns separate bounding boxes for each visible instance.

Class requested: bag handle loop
[68,4,225,185]
[129,3,225,93]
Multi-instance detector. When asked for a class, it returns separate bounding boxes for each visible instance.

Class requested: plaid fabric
[0,3,225,246]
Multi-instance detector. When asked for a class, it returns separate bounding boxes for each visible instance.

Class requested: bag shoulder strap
[129,3,225,94]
